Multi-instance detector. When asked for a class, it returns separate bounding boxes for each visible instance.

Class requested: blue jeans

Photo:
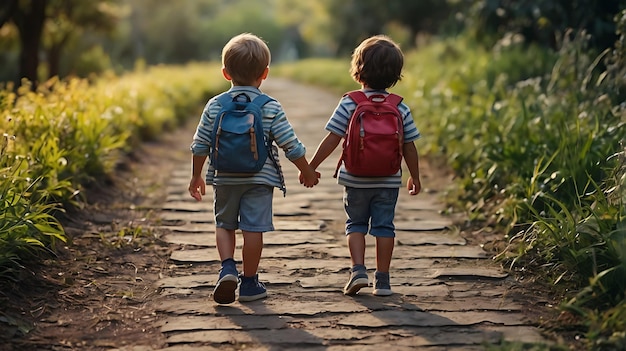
[343,187,398,238]
[214,184,274,232]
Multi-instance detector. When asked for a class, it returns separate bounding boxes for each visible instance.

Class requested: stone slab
[395,199,447,211]
[270,258,345,271]
[309,327,502,347]
[396,231,466,245]
[169,249,220,263]
[273,220,326,231]
[170,245,344,263]
[166,329,324,346]
[158,211,213,223]
[264,232,334,245]
[155,298,370,316]
[338,310,526,327]
[297,274,438,289]
[159,315,293,332]
[161,201,210,212]
[426,267,508,279]
[394,218,453,231]
[165,327,502,348]
[157,274,214,289]
[159,223,214,234]
[326,245,489,259]
[160,233,213,246]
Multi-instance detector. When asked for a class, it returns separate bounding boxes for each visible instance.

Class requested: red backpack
[334,90,404,178]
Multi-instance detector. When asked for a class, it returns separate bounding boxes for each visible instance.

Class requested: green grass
[0,63,228,281]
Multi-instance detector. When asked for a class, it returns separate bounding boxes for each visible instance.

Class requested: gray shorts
[343,187,398,238]
[214,184,274,232]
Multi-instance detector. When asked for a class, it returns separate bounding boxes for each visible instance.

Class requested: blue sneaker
[213,260,238,304]
[372,271,392,296]
[238,274,267,302]
[343,266,368,295]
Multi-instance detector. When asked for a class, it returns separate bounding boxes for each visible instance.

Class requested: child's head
[350,35,403,90]
[222,33,271,86]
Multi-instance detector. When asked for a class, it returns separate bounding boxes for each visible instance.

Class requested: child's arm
[189,154,207,201]
[309,132,342,170]
[298,132,342,183]
[402,142,422,196]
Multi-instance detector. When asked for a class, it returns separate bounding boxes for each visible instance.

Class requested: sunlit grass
[0,62,228,280]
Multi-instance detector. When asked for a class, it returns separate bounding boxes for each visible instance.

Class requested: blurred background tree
[0,0,623,85]
[465,0,624,49]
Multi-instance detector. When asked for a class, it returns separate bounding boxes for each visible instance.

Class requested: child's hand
[299,170,320,188]
[407,177,421,196]
[188,176,206,201]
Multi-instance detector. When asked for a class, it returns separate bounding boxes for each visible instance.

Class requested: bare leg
[343,232,368,295]
[216,227,236,261]
[375,236,395,273]
[347,232,366,267]
[213,227,238,304]
[241,230,263,277]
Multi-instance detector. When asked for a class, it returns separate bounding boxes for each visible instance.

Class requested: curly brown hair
[350,35,403,90]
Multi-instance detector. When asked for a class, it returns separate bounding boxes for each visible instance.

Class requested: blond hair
[222,33,271,86]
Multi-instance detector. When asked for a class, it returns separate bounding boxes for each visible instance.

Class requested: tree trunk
[17,0,46,88]
[47,44,61,79]
[0,0,18,28]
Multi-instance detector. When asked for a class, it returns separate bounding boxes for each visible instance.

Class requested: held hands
[188,175,206,201]
[407,177,422,196]
[299,169,321,188]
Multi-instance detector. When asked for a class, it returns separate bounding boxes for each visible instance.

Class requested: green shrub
[0,62,228,280]
[0,132,66,279]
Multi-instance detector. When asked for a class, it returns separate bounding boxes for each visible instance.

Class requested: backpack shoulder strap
[333,91,365,179]
[385,93,403,106]
[250,93,285,195]
[345,90,368,104]
[251,94,274,108]
[216,92,234,106]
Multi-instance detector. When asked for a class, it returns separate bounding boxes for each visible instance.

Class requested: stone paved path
[137,79,547,350]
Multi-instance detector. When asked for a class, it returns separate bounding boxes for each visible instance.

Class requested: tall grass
[0,63,228,280]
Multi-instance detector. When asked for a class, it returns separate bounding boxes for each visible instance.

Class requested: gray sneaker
[372,271,392,296]
[343,266,369,295]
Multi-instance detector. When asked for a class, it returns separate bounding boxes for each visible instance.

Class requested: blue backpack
[211,93,274,173]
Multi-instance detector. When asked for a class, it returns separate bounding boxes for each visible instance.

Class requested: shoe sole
[343,277,369,295]
[213,275,238,304]
[238,291,267,302]
[372,288,393,296]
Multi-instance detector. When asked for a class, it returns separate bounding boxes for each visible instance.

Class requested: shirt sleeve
[325,96,356,137]
[399,102,421,142]
[267,100,306,161]
[190,99,219,156]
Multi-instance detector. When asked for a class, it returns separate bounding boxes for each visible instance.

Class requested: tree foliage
[0,0,121,85]
[0,0,624,82]
[466,0,625,49]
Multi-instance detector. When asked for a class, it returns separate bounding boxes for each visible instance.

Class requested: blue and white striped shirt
[326,89,421,188]
[190,86,306,195]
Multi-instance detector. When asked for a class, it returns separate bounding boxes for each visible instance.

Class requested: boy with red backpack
[301,35,422,296]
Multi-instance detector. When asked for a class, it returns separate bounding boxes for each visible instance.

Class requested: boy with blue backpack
[301,35,422,296]
[189,33,319,304]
